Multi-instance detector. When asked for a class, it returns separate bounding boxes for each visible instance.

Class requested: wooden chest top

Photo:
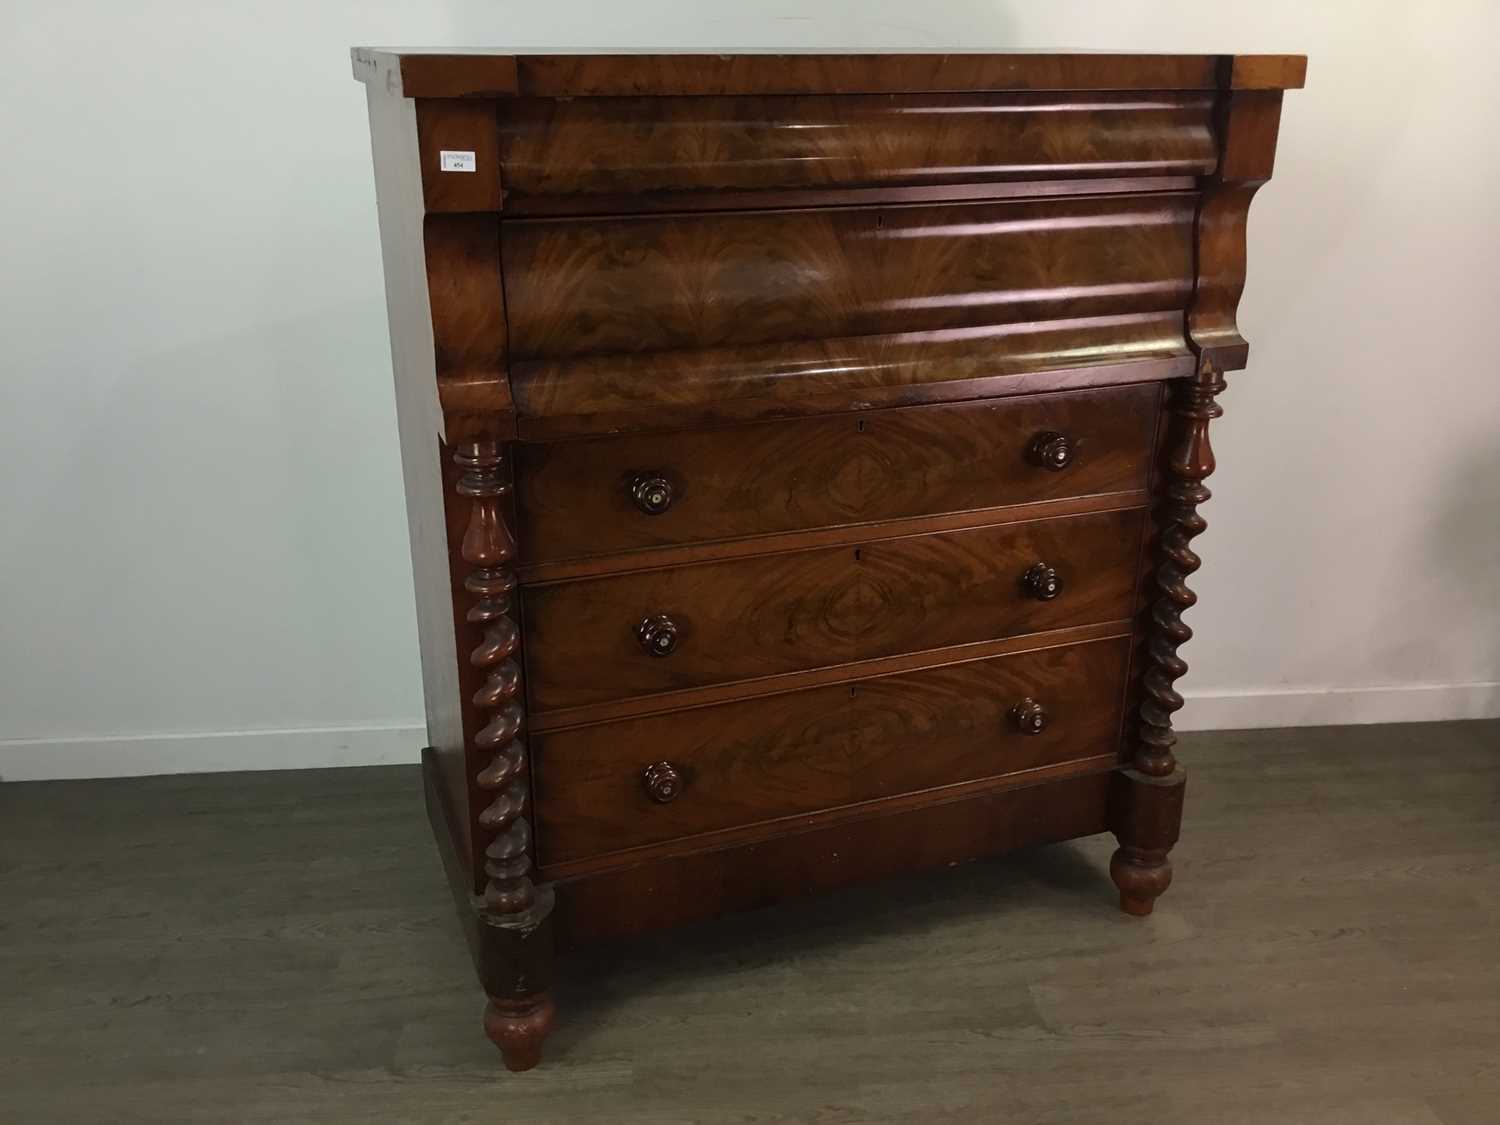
[352,48,1306,98]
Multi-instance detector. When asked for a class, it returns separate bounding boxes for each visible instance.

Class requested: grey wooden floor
[2,721,1497,1124]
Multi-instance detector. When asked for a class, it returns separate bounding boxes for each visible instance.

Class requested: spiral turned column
[1136,354,1226,779]
[453,440,555,1071]
[1110,354,1224,916]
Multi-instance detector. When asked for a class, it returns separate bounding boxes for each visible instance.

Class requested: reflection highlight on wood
[534,638,1131,868]
[511,316,1193,438]
[522,508,1144,713]
[502,193,1196,361]
[497,92,1217,202]
[515,383,1159,566]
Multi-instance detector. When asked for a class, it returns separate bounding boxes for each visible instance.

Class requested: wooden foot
[1108,767,1186,917]
[484,993,557,1072]
[1110,845,1173,915]
[471,885,557,1072]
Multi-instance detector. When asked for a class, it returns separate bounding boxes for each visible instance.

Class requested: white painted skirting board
[2,683,1498,781]
[1177,681,1500,732]
[0,723,426,782]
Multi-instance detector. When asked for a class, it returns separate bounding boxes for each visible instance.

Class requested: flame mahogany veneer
[354,47,1304,1071]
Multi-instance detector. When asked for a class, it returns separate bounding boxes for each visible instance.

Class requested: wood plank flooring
[1,721,1496,1123]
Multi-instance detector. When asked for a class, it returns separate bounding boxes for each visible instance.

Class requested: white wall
[3,1,1497,780]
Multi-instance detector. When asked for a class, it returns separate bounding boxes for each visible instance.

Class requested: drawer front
[522,507,1144,713]
[534,636,1129,867]
[496,92,1216,204]
[502,194,1195,362]
[516,384,1158,566]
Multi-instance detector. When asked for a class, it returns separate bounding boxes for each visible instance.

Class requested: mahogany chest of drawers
[353,48,1304,1071]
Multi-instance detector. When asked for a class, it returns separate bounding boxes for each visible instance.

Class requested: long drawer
[522,506,1144,714]
[515,383,1158,566]
[533,635,1130,869]
[496,91,1217,203]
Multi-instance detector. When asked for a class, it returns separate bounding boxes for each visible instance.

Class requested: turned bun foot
[1110,845,1173,916]
[483,994,557,1072]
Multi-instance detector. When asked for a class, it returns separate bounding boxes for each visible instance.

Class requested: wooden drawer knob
[641,761,683,803]
[1010,697,1049,735]
[1020,562,1063,601]
[630,473,675,515]
[637,614,680,657]
[1028,431,1074,471]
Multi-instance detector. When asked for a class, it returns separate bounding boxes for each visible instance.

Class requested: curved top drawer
[496,92,1217,207]
[502,192,1196,361]
[502,190,1197,436]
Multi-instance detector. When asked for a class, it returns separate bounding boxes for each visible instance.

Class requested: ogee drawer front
[533,636,1130,868]
[496,92,1217,202]
[515,383,1158,566]
[502,194,1194,360]
[522,507,1143,713]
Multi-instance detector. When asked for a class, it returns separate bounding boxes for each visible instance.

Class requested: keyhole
[856,417,865,433]
[853,548,862,561]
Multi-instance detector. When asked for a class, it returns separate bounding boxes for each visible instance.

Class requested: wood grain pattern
[353,49,1307,99]
[502,192,1197,437]
[422,214,513,443]
[502,193,1197,360]
[522,507,1144,713]
[515,383,1159,565]
[511,318,1193,439]
[519,495,1149,586]
[512,54,1227,97]
[415,99,502,213]
[530,621,1131,733]
[554,769,1116,944]
[502,175,1202,219]
[545,756,1120,883]
[533,636,1129,868]
[1228,53,1308,90]
[1188,89,1284,370]
[496,92,1217,202]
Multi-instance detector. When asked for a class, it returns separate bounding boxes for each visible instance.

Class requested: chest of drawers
[353,48,1304,1071]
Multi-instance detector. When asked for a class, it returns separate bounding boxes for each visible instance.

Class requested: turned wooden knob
[637,614,680,657]
[642,761,683,803]
[1010,697,1049,735]
[1028,431,1074,471]
[1021,562,1063,601]
[629,473,675,515]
